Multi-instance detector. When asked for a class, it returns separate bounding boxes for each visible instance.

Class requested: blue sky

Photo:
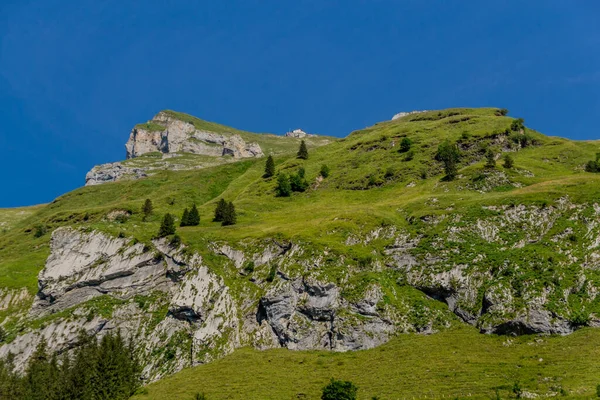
[1,0,599,207]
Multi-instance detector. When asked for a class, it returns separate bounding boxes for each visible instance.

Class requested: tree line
[0,331,141,400]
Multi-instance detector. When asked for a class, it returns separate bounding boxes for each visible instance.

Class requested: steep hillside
[3,107,600,397]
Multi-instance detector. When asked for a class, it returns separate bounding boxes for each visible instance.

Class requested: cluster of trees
[265,141,330,197]
[213,199,237,226]
[585,153,600,173]
[145,196,237,240]
[180,204,200,227]
[0,331,141,400]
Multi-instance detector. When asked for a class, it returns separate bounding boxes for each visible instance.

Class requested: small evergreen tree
[188,204,200,226]
[485,148,496,168]
[320,164,330,178]
[436,140,461,180]
[180,208,190,227]
[276,174,292,197]
[158,213,176,237]
[264,155,275,178]
[213,199,227,222]
[503,153,514,169]
[0,326,6,343]
[399,137,412,153]
[297,140,309,159]
[222,202,237,226]
[141,199,153,221]
[321,378,358,400]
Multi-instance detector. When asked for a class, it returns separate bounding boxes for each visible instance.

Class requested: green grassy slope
[134,325,600,399]
[4,107,600,398]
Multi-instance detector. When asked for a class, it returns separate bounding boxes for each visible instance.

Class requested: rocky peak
[125,111,264,159]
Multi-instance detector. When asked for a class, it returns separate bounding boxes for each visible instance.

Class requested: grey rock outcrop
[391,110,428,120]
[285,129,309,138]
[258,278,396,351]
[85,162,148,186]
[125,111,263,159]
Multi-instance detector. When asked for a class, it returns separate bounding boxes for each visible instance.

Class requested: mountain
[3,107,600,398]
[85,110,334,185]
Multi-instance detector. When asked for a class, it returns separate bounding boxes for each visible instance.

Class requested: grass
[133,325,600,399]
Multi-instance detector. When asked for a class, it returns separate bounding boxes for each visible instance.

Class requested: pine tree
[141,199,153,221]
[320,164,330,178]
[188,204,200,226]
[276,173,292,197]
[264,155,275,178]
[180,208,190,227]
[158,213,176,237]
[213,199,227,222]
[297,140,309,159]
[23,340,59,400]
[222,202,237,226]
[485,148,496,168]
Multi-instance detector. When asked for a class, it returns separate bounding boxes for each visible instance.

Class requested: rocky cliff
[126,111,263,159]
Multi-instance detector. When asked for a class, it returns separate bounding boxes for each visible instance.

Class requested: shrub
[297,140,308,159]
[276,174,292,197]
[0,326,5,342]
[436,140,461,180]
[33,224,48,238]
[512,381,522,398]
[496,108,509,116]
[169,234,182,248]
[585,153,600,172]
[115,213,129,224]
[321,378,358,400]
[510,118,525,132]
[596,383,600,398]
[157,213,176,237]
[320,164,330,178]
[141,199,153,221]
[264,155,275,178]
[503,154,514,169]
[485,148,496,168]
[194,393,207,400]
[290,171,309,192]
[213,199,227,222]
[266,265,277,282]
[243,261,255,274]
[399,137,412,153]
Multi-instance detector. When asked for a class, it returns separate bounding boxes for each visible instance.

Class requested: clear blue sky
[1,1,599,207]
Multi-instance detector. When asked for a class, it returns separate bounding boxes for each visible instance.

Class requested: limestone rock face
[125,111,264,159]
[85,162,147,186]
